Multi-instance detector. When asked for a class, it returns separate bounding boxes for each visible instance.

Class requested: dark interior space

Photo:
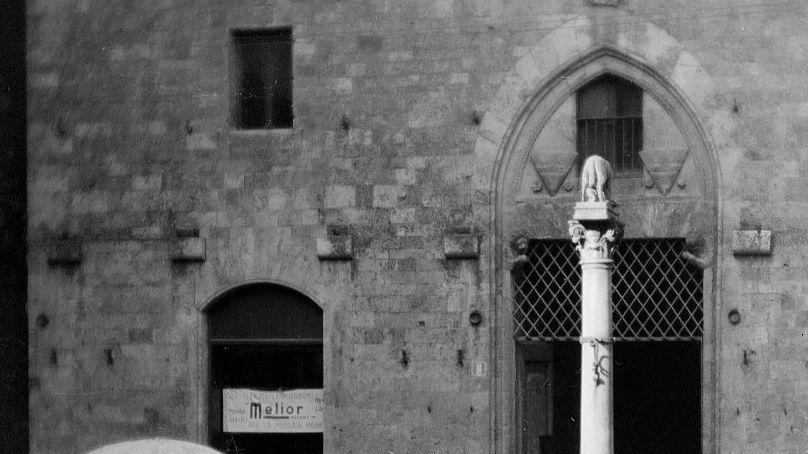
[523,341,701,454]
[233,29,294,129]
[613,342,702,454]
[207,284,323,341]
[549,342,581,454]
[210,345,324,454]
[0,0,28,452]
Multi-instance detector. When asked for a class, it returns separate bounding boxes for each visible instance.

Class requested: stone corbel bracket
[509,235,530,271]
[171,238,206,262]
[681,234,713,269]
[681,251,709,269]
[47,240,82,266]
[317,235,354,261]
[732,229,771,256]
[443,233,481,260]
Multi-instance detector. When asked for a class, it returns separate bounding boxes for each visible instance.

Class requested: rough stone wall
[25,1,808,454]
[686,5,808,454]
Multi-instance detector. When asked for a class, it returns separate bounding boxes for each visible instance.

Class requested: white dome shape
[85,439,223,454]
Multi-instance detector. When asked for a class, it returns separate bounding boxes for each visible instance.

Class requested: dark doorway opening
[614,342,701,454]
[519,341,701,454]
[210,344,323,454]
[207,284,323,454]
[518,342,580,454]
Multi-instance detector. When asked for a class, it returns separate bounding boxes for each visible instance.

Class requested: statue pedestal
[573,201,618,222]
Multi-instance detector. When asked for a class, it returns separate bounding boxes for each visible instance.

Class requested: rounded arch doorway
[205,283,323,454]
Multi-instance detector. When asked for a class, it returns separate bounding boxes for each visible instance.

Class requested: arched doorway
[487,46,720,454]
[205,284,323,454]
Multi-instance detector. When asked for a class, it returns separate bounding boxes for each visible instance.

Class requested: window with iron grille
[512,238,703,341]
[232,29,293,129]
[576,76,643,175]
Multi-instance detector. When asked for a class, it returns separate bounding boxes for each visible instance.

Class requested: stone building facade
[25,0,808,453]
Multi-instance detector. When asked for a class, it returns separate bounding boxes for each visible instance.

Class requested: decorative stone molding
[443,233,480,259]
[47,240,82,266]
[732,229,771,256]
[639,147,689,195]
[588,0,620,5]
[316,235,353,260]
[569,215,622,261]
[509,235,530,271]
[526,97,577,197]
[171,238,206,262]
[530,148,577,196]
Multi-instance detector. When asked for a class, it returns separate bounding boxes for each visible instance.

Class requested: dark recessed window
[232,28,293,129]
[576,75,643,174]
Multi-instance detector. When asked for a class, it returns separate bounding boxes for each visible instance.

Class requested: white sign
[223,388,323,433]
[471,360,488,377]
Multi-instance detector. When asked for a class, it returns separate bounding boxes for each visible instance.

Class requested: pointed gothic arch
[478,30,732,454]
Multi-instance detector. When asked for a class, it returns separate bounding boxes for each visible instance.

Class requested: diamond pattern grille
[513,239,703,341]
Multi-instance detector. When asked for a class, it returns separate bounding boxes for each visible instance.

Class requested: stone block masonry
[25,0,808,454]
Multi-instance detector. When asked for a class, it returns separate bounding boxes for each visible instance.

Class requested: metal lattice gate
[513,239,703,341]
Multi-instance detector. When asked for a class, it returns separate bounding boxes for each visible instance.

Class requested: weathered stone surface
[24,2,808,454]
[443,234,480,259]
[573,202,619,222]
[47,240,82,265]
[732,229,772,256]
[170,238,206,262]
[316,235,353,260]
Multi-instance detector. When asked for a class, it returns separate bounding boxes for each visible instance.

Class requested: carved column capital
[569,220,623,261]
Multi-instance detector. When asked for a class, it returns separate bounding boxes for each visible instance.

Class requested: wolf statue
[580,155,613,202]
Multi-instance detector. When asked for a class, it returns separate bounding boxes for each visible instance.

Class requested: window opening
[512,238,703,341]
[232,29,293,129]
[513,238,703,453]
[576,76,643,175]
[208,284,322,454]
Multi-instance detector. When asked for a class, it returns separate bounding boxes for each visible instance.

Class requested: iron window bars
[577,76,644,175]
[513,239,703,341]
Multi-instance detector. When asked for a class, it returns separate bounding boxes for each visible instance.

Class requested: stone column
[569,199,622,454]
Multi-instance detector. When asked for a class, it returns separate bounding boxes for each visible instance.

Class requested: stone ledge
[443,234,480,259]
[171,238,206,262]
[47,241,82,266]
[573,201,619,222]
[732,229,771,256]
[317,235,353,260]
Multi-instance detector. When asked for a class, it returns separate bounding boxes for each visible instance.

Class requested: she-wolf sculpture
[580,155,613,202]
